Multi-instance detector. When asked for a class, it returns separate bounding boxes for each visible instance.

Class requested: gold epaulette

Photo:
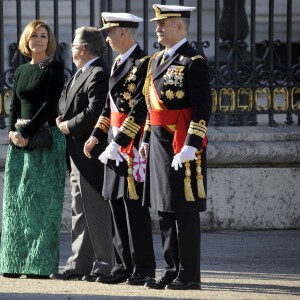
[191,55,205,61]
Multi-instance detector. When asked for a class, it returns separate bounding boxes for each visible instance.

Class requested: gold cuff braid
[95,116,110,133]
[188,120,207,138]
[119,116,140,139]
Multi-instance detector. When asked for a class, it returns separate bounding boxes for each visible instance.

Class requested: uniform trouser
[109,197,156,277]
[158,211,201,283]
[64,158,114,275]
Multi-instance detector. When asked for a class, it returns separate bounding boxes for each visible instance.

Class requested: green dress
[0,58,66,276]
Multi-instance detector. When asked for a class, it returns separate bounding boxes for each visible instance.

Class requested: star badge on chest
[165,89,175,100]
[175,90,185,99]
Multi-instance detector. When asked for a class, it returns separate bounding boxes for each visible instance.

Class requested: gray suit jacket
[62,57,110,193]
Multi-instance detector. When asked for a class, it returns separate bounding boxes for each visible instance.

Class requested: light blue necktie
[161,52,170,64]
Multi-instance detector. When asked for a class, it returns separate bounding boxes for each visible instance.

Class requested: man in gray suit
[51,26,113,281]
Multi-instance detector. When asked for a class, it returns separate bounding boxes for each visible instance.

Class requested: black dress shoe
[145,278,169,289]
[50,271,83,281]
[96,273,128,284]
[82,273,101,282]
[2,273,21,278]
[165,279,201,290]
[126,273,152,286]
[26,274,49,279]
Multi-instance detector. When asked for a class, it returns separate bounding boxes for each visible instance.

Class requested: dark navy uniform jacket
[142,41,212,213]
[92,45,150,200]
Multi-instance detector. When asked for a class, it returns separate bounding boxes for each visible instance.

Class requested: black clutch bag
[15,119,53,149]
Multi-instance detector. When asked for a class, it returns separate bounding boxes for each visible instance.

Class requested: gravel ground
[0,231,299,300]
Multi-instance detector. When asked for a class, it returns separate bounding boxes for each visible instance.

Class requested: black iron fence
[0,0,299,129]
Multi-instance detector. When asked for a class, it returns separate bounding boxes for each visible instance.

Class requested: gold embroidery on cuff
[120,116,141,139]
[187,120,207,138]
[95,116,110,133]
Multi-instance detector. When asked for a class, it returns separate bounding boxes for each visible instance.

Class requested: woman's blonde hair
[19,20,56,57]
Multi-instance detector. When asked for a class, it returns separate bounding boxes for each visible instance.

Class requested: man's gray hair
[172,17,190,31]
[74,26,106,57]
[125,27,139,39]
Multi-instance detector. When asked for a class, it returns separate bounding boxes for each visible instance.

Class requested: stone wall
[201,126,300,230]
[1,125,299,232]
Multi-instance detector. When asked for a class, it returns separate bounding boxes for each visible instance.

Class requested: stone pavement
[0,230,299,299]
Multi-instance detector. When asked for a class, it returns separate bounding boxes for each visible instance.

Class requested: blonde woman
[0,20,65,279]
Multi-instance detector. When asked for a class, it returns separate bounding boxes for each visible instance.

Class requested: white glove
[98,151,108,164]
[114,153,123,166]
[171,153,182,171]
[171,145,197,171]
[104,140,124,166]
[98,147,123,166]
[179,145,197,162]
[105,140,120,159]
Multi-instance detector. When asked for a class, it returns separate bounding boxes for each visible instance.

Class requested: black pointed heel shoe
[3,273,22,278]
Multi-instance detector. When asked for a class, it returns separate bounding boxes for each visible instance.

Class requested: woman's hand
[9,131,29,148]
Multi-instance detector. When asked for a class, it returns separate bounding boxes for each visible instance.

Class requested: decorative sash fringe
[127,157,139,200]
[196,151,206,199]
[184,161,195,201]
[184,151,206,201]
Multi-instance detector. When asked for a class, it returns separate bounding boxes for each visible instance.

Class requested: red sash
[150,109,192,154]
[110,111,134,157]
[149,77,207,154]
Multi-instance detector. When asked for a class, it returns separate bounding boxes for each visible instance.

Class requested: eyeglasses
[70,43,88,50]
